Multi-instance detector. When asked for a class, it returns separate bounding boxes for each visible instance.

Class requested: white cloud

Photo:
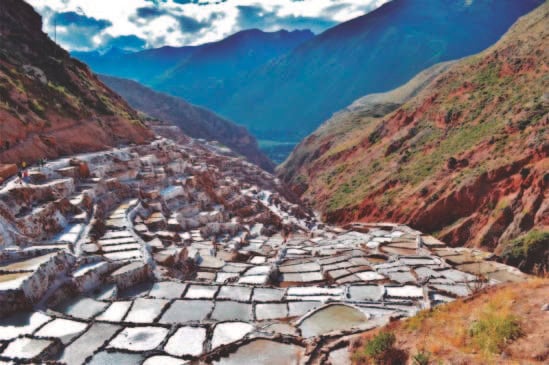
[27,0,390,51]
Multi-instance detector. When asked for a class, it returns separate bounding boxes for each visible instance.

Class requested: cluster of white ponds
[0,139,528,364]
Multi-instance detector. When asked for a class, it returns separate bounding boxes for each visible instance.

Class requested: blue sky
[27,0,389,52]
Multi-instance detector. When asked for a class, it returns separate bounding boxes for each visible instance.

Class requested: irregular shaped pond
[297,304,368,338]
[212,322,254,349]
[213,339,305,365]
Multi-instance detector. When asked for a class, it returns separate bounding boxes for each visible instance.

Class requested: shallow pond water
[298,304,368,338]
[213,339,305,365]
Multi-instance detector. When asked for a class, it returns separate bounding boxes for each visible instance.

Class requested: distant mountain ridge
[73,28,315,109]
[152,29,315,109]
[100,75,275,171]
[220,0,543,141]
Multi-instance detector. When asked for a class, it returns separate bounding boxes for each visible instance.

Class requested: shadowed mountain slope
[100,75,275,171]
[74,29,314,110]
[221,0,543,142]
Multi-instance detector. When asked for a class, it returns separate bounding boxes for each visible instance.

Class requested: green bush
[502,230,549,274]
[29,99,46,118]
[468,314,522,353]
[364,332,396,364]
[412,350,431,365]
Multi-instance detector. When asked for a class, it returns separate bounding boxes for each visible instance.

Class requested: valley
[0,136,529,364]
[72,0,543,161]
[0,0,547,363]
[99,75,274,171]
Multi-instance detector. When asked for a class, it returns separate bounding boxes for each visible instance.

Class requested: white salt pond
[108,326,169,352]
[164,326,206,356]
[213,339,305,365]
[298,304,369,338]
[211,322,254,349]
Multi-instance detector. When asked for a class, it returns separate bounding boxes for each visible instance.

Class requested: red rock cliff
[0,0,153,165]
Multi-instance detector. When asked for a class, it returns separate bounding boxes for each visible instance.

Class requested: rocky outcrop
[0,0,153,166]
[278,2,549,272]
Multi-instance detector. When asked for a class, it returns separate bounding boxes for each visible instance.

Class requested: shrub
[412,350,431,365]
[29,99,46,118]
[468,314,522,353]
[517,119,531,131]
[427,192,440,204]
[364,332,396,358]
[445,108,460,124]
[353,332,407,365]
[368,124,385,144]
[502,230,549,274]
[520,167,530,179]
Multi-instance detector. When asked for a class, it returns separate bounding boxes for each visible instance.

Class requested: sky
[27,0,389,52]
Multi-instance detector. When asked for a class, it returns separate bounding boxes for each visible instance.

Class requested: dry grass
[404,285,520,359]
[351,279,549,364]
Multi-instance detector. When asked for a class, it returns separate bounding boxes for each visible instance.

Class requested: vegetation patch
[350,280,549,364]
[352,331,407,365]
[502,230,549,274]
[469,313,522,354]
[29,99,46,118]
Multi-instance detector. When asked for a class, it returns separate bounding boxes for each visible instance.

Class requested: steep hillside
[279,2,549,270]
[0,0,153,166]
[100,75,275,171]
[74,29,314,109]
[279,60,458,193]
[221,0,542,143]
[350,279,549,364]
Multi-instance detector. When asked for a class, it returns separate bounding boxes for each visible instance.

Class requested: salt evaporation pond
[213,339,305,365]
[298,304,368,338]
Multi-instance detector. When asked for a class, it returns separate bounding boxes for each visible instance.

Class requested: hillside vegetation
[351,279,549,364]
[279,2,549,272]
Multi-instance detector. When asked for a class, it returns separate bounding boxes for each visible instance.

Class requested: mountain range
[74,28,314,110]
[279,1,549,272]
[73,0,543,161]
